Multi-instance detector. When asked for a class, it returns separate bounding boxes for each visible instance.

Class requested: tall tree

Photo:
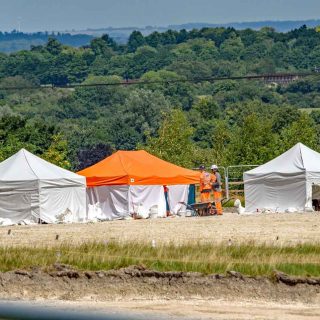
[76,143,113,170]
[279,113,319,152]
[142,109,195,168]
[42,133,71,169]
[226,113,278,165]
[127,31,145,52]
[46,37,63,55]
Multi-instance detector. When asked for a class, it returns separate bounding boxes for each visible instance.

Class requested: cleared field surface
[0,212,319,247]
[1,213,320,319]
[39,300,320,320]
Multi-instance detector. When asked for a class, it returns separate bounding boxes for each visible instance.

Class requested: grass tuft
[0,242,319,277]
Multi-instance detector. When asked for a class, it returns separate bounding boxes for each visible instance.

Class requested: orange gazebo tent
[78,150,200,187]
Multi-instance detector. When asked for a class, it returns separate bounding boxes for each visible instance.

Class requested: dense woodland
[0,25,320,170]
[0,31,93,53]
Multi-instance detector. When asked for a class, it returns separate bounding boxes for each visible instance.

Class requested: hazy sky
[0,0,319,32]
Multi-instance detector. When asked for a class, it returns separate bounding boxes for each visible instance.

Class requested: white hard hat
[211,164,218,170]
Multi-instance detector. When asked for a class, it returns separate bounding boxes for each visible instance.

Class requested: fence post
[226,165,259,201]
[225,167,229,200]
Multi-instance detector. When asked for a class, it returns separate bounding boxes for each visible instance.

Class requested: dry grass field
[0,211,319,276]
[0,212,319,247]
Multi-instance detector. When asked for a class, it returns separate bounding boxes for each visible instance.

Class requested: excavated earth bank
[0,264,320,304]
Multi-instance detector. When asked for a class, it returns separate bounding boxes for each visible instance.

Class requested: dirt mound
[1,265,320,304]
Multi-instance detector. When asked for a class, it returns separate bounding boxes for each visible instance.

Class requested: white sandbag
[0,217,14,226]
[234,199,246,214]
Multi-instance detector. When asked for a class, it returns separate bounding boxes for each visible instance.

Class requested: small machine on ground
[178,202,217,216]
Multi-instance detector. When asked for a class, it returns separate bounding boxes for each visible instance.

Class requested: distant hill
[0,19,319,53]
[69,19,320,43]
[168,19,320,32]
[0,31,93,53]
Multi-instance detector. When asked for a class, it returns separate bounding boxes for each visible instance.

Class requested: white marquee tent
[0,149,86,225]
[244,143,320,213]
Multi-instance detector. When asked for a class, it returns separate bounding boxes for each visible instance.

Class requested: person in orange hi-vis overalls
[211,164,223,215]
[199,165,214,203]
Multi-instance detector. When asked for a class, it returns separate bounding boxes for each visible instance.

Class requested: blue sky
[0,0,319,32]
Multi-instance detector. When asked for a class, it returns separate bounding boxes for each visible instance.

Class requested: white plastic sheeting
[0,149,86,224]
[40,186,86,223]
[167,185,189,214]
[244,143,320,213]
[130,185,166,218]
[87,185,166,220]
[87,185,130,220]
[86,185,191,220]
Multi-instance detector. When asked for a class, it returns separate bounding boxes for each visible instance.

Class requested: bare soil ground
[1,212,320,319]
[0,266,320,319]
[0,212,319,247]
[45,300,320,320]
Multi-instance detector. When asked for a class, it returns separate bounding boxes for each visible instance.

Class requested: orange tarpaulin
[78,150,200,187]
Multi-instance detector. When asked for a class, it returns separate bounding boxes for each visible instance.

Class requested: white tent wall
[244,172,306,212]
[0,180,39,224]
[0,181,87,225]
[86,185,168,220]
[306,172,320,210]
[86,185,130,220]
[40,185,87,223]
[167,185,189,214]
[0,192,33,223]
[129,185,166,218]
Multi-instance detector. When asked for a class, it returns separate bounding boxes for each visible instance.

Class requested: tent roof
[78,150,200,186]
[0,148,85,182]
[245,143,320,175]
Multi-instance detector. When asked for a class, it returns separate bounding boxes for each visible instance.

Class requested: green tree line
[0,25,320,169]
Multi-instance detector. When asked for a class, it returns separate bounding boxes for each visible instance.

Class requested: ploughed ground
[1,265,320,320]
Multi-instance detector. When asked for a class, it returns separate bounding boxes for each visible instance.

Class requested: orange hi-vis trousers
[213,191,223,215]
[200,190,211,203]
